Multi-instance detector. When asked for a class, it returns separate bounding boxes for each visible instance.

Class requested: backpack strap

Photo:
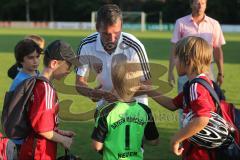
[32,136,37,160]
[183,81,190,107]
[189,78,222,116]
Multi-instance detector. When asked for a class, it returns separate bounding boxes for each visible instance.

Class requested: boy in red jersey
[148,36,218,160]
[19,40,76,160]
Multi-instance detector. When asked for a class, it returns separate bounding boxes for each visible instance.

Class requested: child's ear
[49,60,59,69]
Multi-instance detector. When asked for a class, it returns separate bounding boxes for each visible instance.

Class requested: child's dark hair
[14,39,42,66]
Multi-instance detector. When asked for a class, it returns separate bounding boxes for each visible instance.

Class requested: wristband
[218,73,224,78]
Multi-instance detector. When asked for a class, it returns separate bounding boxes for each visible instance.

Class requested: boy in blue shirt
[9,39,42,91]
[9,39,42,151]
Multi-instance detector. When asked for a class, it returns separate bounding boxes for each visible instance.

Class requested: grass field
[0,28,240,160]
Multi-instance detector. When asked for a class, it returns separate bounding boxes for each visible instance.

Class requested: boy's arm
[91,116,108,153]
[92,140,104,152]
[39,131,73,149]
[147,90,178,111]
[170,116,209,156]
[144,110,159,146]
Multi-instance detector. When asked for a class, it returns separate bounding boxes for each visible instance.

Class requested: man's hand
[58,130,76,137]
[168,44,176,87]
[168,71,175,87]
[89,89,103,102]
[101,90,118,103]
[90,89,118,103]
[217,73,224,86]
[61,136,73,150]
[213,47,224,86]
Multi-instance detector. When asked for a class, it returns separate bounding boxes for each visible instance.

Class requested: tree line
[0,0,239,24]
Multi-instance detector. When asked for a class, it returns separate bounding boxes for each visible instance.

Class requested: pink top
[171,14,225,48]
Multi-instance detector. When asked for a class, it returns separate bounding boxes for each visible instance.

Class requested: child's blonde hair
[25,34,45,49]
[175,36,212,75]
[111,54,142,101]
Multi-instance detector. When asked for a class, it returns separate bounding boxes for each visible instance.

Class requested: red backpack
[0,133,8,160]
[220,101,240,143]
[0,133,16,160]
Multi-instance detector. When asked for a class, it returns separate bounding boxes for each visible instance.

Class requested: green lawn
[0,28,240,160]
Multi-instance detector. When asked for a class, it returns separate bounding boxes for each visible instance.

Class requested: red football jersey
[0,133,9,160]
[173,74,216,160]
[19,80,59,160]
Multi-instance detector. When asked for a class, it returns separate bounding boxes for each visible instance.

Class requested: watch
[218,73,224,78]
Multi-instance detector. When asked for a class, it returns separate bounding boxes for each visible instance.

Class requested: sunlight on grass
[0,28,239,159]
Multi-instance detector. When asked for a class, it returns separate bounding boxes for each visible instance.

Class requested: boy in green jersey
[91,54,159,160]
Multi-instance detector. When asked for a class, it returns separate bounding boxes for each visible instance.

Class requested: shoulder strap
[35,76,54,88]
[183,81,190,106]
[36,76,48,82]
[189,78,222,115]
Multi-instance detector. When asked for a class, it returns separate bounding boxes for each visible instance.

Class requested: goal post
[91,11,96,30]
[122,11,146,31]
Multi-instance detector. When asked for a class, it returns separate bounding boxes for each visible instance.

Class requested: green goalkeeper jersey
[92,101,159,160]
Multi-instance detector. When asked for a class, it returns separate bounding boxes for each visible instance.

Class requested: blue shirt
[9,71,32,91]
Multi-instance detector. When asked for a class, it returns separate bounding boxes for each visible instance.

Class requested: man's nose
[109,34,116,43]
[197,3,202,9]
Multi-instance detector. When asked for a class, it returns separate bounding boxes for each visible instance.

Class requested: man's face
[191,0,207,16]
[97,18,122,53]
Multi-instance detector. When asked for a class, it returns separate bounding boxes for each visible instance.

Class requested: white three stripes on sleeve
[190,83,198,101]
[44,82,53,110]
